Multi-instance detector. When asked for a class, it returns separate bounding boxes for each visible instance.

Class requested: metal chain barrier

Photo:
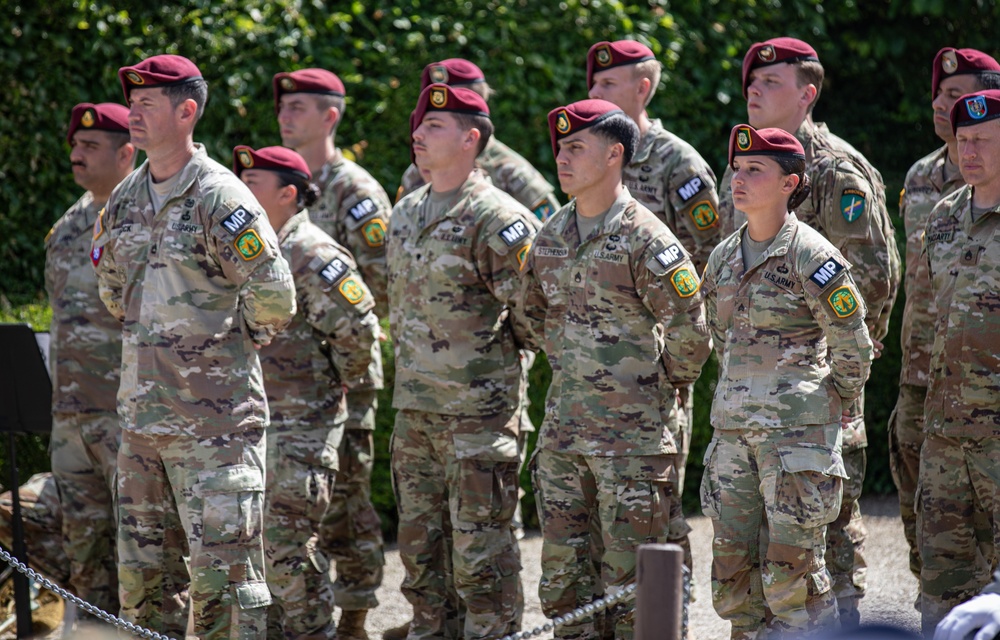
[0,547,174,640]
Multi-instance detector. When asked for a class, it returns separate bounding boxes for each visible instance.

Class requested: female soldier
[700,125,874,639]
[234,145,381,640]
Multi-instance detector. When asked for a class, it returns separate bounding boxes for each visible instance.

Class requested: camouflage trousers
[700,425,844,639]
[49,411,120,613]
[319,391,385,612]
[264,424,341,639]
[676,388,694,497]
[888,383,926,582]
[0,473,69,588]
[118,428,271,640]
[391,409,523,640]
[917,433,1000,635]
[823,445,867,627]
[532,448,690,640]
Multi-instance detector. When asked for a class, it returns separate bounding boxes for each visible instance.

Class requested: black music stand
[0,324,53,638]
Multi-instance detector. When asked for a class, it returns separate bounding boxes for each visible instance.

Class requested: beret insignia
[237,149,254,168]
[966,95,988,119]
[757,45,776,62]
[125,71,144,85]
[280,77,296,91]
[556,110,571,134]
[595,45,613,67]
[736,126,753,151]
[942,50,958,74]
[430,86,448,108]
[81,108,96,128]
[429,65,448,83]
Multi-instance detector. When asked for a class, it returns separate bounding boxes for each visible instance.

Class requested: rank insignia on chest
[671,267,699,298]
[827,285,859,318]
[362,218,387,247]
[840,189,866,223]
[809,258,844,288]
[349,198,377,221]
[234,229,264,261]
[499,220,530,246]
[319,257,349,285]
[222,206,256,235]
[690,201,718,230]
[339,277,366,304]
[655,243,684,269]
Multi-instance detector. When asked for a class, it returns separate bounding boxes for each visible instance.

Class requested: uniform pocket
[454,432,520,524]
[768,446,845,529]
[699,440,721,519]
[199,464,265,548]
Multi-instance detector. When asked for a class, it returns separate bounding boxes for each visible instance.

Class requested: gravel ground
[11,495,920,639]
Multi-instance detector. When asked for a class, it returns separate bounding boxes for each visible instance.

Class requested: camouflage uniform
[623,117,720,499]
[43,191,122,613]
[387,169,539,639]
[308,149,389,613]
[92,145,296,639]
[918,185,1000,634]
[701,214,874,639]
[890,146,964,582]
[0,473,69,588]
[520,190,711,639]
[261,211,380,639]
[398,136,561,220]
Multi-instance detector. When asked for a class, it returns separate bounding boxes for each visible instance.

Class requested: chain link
[0,547,174,640]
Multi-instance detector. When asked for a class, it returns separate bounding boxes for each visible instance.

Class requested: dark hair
[453,112,494,155]
[776,155,811,210]
[276,172,320,209]
[590,112,640,165]
[792,59,824,113]
[106,130,132,150]
[314,93,347,137]
[163,78,209,122]
[975,70,1000,91]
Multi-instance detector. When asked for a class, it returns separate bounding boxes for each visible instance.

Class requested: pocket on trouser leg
[700,440,721,520]
[198,465,265,548]
[454,432,519,524]
[768,446,845,530]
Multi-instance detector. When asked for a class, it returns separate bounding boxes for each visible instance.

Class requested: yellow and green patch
[690,201,718,230]
[517,242,531,270]
[671,267,699,298]
[234,229,264,261]
[339,277,366,304]
[827,285,859,318]
[362,218,387,247]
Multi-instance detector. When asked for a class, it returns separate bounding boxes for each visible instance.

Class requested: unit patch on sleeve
[498,220,530,247]
[349,198,377,222]
[221,206,256,236]
[827,285,859,318]
[676,175,706,203]
[319,257,349,285]
[362,218,387,247]
[671,268,699,298]
[338,277,366,304]
[533,199,554,220]
[809,257,845,289]
[690,201,718,230]
[654,243,684,270]
[840,189,866,223]
[517,243,531,270]
[234,229,264,261]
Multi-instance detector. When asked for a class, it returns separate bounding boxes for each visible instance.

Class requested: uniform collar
[556,187,633,246]
[727,212,799,272]
[278,209,309,243]
[629,118,663,165]
[141,143,210,204]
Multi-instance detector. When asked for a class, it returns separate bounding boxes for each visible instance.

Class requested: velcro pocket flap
[453,432,519,462]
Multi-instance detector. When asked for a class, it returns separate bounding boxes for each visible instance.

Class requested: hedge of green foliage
[4,0,1000,537]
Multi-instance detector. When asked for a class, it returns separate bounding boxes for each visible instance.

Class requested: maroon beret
[272,68,346,114]
[67,102,130,144]
[410,83,489,133]
[741,37,819,97]
[118,54,203,102]
[232,145,311,181]
[950,90,1000,132]
[931,48,1000,97]
[586,40,656,89]
[728,124,805,170]
[420,59,485,90]
[547,99,624,158]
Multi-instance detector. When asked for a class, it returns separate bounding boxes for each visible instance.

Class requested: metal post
[6,431,33,637]
[634,543,683,640]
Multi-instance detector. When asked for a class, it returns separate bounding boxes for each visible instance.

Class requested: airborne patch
[809,258,844,289]
[81,108,96,128]
[93,208,105,240]
[690,201,718,230]
[533,199,554,220]
[221,206,256,236]
[671,268,699,298]
[840,189,866,223]
[498,220,530,247]
[654,243,684,270]
[91,246,103,266]
[319,257,349,285]
[827,285,859,318]
[362,218,387,247]
[234,229,264,261]
[676,175,705,203]
[348,198,377,222]
[339,277,366,304]
[517,243,530,270]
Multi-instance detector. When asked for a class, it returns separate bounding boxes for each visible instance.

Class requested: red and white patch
[91,246,103,266]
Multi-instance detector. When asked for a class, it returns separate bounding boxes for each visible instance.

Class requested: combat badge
[339,277,366,304]
[234,229,264,261]
[362,219,387,247]
[827,285,859,318]
[690,200,718,230]
[841,189,866,223]
[671,267,699,298]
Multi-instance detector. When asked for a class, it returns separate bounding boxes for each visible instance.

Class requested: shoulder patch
[671,267,699,298]
[93,208,105,240]
[840,189,866,223]
[338,277,366,304]
[827,285,859,318]
[654,243,685,270]
[221,206,256,236]
[676,175,706,203]
[362,218,387,247]
[689,200,718,230]
[498,220,530,247]
[91,246,103,266]
[533,199,554,220]
[234,229,264,261]
[348,197,378,222]
[517,243,531,270]
[809,257,845,289]
[318,257,349,285]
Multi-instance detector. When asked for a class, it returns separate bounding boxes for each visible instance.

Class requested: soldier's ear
[781,172,800,195]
